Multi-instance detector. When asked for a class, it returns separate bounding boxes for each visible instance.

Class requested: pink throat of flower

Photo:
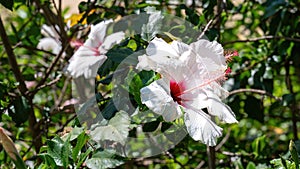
[70,40,102,56]
[170,80,185,105]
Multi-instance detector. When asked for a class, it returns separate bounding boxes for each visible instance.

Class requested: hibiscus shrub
[0,0,300,169]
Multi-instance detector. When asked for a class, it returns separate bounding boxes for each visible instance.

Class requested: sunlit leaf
[86,149,124,169]
[90,111,130,145]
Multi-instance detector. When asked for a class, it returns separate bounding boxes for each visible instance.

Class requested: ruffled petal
[184,108,223,146]
[37,37,61,55]
[88,19,113,43]
[140,79,182,121]
[146,37,188,58]
[67,55,107,78]
[191,39,227,75]
[100,31,125,52]
[205,90,237,123]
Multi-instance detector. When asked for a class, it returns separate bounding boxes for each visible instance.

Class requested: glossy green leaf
[47,136,65,166]
[8,96,30,126]
[142,120,160,132]
[72,131,89,162]
[289,140,299,169]
[86,149,124,169]
[246,162,256,169]
[90,111,130,145]
[106,48,134,64]
[61,137,71,169]
[38,153,58,169]
[252,135,266,158]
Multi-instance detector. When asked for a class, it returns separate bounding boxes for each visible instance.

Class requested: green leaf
[289,140,299,169]
[86,149,124,169]
[142,120,160,132]
[76,148,93,169]
[282,94,294,106]
[246,162,256,169]
[263,0,287,19]
[47,136,65,166]
[280,156,288,169]
[106,48,134,64]
[72,131,89,162]
[8,96,30,126]
[38,153,58,169]
[251,135,266,158]
[90,111,130,145]
[0,0,14,10]
[61,126,85,141]
[61,136,71,169]
[101,99,117,120]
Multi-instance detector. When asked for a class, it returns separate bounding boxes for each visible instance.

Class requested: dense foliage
[0,0,300,168]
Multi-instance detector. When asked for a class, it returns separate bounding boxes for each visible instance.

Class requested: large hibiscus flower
[137,37,237,146]
[67,19,125,78]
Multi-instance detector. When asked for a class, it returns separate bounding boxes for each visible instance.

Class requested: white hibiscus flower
[137,37,238,146]
[67,19,125,78]
[37,24,62,55]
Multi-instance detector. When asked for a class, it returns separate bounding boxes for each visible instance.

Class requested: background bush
[0,0,299,168]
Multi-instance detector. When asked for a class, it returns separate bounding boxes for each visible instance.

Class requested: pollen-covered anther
[225,67,231,75]
[224,50,239,62]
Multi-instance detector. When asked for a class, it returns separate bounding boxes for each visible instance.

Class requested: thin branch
[32,74,62,92]
[0,16,28,96]
[197,9,223,40]
[284,60,298,140]
[17,44,56,56]
[215,128,231,151]
[197,19,214,40]
[207,146,216,169]
[55,76,71,107]
[195,160,205,169]
[223,35,300,46]
[32,43,68,96]
[229,88,281,101]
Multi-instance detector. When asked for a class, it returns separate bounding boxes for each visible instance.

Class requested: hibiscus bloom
[67,19,125,78]
[137,37,238,146]
[37,24,62,55]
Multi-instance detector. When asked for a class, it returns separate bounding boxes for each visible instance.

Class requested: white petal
[184,108,222,146]
[140,79,182,122]
[67,55,107,78]
[191,39,225,66]
[136,54,158,71]
[89,19,113,42]
[100,31,125,52]
[206,91,237,123]
[146,37,181,58]
[37,37,61,55]
[191,39,227,75]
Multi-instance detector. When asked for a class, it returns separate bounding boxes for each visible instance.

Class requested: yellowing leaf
[0,127,19,161]
[65,13,87,27]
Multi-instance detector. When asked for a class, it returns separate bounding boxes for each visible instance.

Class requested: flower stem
[207,146,216,169]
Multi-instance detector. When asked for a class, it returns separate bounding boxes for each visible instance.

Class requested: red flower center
[170,80,185,105]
